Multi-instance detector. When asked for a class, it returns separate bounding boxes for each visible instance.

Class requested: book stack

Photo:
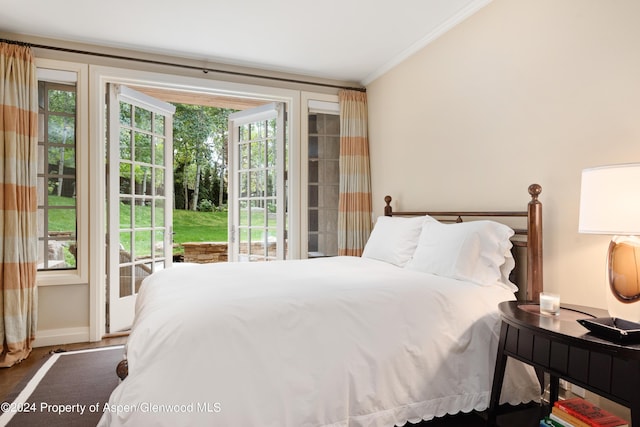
[539,397,628,427]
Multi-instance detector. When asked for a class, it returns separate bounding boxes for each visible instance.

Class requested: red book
[554,398,628,427]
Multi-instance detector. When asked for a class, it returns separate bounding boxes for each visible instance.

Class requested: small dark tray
[577,317,640,344]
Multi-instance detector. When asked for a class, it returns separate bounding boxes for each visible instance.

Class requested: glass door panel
[107,84,175,332]
[228,102,286,262]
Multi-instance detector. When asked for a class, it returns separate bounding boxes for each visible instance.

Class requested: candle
[539,292,560,315]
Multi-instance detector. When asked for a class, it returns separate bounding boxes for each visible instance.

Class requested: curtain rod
[0,38,366,92]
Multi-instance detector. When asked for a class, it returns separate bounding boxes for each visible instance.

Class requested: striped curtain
[0,43,38,367]
[338,90,372,256]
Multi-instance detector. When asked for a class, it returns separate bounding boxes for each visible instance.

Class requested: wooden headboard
[384,184,543,302]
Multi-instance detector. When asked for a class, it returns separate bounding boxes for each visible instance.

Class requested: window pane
[154,230,165,257]
[326,160,339,185]
[135,132,152,164]
[154,199,165,228]
[47,146,75,175]
[250,171,264,196]
[119,102,131,126]
[326,136,340,158]
[154,169,165,196]
[257,121,267,139]
[250,141,265,169]
[120,198,132,228]
[309,185,318,207]
[309,136,318,158]
[47,178,73,204]
[48,89,75,114]
[119,163,132,194]
[135,230,152,259]
[267,200,277,227]
[266,169,276,197]
[267,118,276,139]
[309,160,318,182]
[239,172,248,198]
[120,231,132,254]
[309,209,318,232]
[46,239,77,269]
[238,228,249,253]
[134,107,152,132]
[135,166,152,195]
[135,262,152,293]
[47,178,76,204]
[268,137,277,167]
[239,200,248,226]
[119,264,133,297]
[251,200,265,227]
[120,128,131,160]
[47,208,75,235]
[308,233,318,252]
[47,115,75,144]
[135,199,152,228]
[240,143,249,170]
[154,137,165,166]
[239,124,249,142]
[154,115,165,134]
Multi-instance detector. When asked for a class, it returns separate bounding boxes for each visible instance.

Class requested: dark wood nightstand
[487,300,640,426]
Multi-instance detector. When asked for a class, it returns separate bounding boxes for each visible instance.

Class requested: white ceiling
[0,0,490,85]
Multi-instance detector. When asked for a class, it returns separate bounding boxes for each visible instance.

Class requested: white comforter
[99,256,539,427]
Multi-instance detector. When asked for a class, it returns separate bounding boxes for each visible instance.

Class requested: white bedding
[99,256,539,427]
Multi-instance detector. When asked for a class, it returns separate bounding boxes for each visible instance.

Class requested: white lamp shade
[579,163,640,235]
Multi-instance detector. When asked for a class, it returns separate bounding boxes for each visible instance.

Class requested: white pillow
[361,215,430,267]
[405,219,517,290]
[500,251,517,291]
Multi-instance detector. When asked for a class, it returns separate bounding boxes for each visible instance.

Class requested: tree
[172,104,235,210]
[47,88,77,197]
[204,108,233,208]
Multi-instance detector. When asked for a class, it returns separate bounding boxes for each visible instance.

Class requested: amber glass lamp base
[607,236,640,321]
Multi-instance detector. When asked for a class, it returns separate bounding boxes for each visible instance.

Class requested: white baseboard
[33,327,90,347]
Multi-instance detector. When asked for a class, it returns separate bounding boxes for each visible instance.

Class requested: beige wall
[367,0,640,309]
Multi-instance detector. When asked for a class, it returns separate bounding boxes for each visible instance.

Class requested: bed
[99,184,544,427]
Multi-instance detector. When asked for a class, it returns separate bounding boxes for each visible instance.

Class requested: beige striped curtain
[0,43,38,367]
[338,90,372,256]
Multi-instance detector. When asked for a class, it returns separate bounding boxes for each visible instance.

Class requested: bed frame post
[384,196,392,216]
[527,184,543,303]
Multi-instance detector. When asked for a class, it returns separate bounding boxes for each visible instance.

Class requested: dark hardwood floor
[0,336,127,403]
[416,405,542,427]
[0,336,541,426]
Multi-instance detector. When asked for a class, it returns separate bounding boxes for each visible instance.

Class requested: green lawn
[173,209,228,244]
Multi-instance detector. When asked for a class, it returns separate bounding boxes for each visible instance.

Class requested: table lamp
[579,163,640,321]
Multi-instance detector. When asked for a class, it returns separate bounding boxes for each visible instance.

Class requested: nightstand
[487,300,640,426]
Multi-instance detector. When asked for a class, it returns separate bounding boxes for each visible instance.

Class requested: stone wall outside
[182,242,228,263]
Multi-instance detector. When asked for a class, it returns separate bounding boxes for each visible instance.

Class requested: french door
[228,102,287,261]
[106,84,175,332]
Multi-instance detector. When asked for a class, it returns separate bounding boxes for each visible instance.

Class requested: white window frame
[35,58,89,286]
[300,92,339,258]
[228,102,287,262]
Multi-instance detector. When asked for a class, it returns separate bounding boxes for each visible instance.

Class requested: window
[307,112,340,257]
[37,78,78,270]
[35,59,88,285]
